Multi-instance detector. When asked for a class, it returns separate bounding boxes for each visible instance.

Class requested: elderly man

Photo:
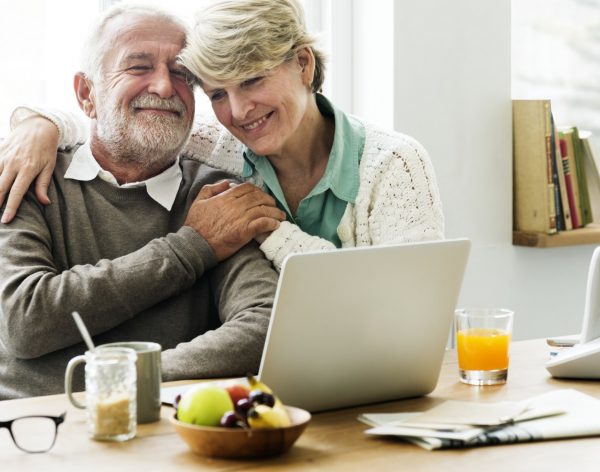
[0,5,285,399]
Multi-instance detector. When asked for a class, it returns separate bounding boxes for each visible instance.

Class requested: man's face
[90,14,196,167]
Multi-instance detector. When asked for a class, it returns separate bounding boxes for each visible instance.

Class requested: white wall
[352,0,595,341]
[352,0,394,128]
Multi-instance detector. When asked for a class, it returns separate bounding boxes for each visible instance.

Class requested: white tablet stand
[546,246,600,379]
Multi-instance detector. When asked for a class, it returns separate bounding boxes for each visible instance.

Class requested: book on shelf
[579,130,600,224]
[512,99,557,234]
[575,129,593,226]
[559,136,582,229]
[550,116,567,230]
[559,127,593,228]
[552,119,573,231]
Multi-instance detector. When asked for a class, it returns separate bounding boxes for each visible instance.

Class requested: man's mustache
[130,95,187,117]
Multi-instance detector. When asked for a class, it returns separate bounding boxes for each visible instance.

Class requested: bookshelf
[513,225,600,248]
[512,100,600,248]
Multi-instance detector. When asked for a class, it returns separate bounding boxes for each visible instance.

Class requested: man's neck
[90,136,177,184]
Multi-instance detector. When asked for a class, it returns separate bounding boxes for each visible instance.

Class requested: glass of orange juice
[455,308,514,386]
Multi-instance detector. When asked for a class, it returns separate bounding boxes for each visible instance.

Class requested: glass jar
[65,347,137,441]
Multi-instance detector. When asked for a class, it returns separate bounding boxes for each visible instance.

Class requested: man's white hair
[80,3,188,83]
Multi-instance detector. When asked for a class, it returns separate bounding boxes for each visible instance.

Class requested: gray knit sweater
[0,149,278,399]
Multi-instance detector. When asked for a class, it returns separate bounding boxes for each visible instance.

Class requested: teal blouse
[241,94,365,247]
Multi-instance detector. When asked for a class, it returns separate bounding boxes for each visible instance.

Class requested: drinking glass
[455,308,514,386]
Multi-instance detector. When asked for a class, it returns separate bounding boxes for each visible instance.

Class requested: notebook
[162,238,471,412]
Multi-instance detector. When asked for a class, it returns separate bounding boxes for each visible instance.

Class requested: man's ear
[296,47,315,88]
[74,72,97,119]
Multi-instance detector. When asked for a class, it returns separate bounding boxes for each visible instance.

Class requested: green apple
[177,384,234,426]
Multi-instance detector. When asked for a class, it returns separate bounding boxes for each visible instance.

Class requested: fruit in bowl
[176,384,234,426]
[171,376,311,459]
[225,384,250,406]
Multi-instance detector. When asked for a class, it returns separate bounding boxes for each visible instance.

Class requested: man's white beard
[95,93,192,170]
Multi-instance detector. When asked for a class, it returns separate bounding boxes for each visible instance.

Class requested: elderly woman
[0,0,443,270]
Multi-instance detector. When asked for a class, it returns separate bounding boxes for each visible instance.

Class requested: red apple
[225,384,250,405]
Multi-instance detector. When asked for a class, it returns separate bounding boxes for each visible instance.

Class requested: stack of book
[513,99,600,247]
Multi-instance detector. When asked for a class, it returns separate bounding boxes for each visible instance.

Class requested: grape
[249,390,275,407]
[174,394,182,418]
[220,411,239,428]
[235,398,253,417]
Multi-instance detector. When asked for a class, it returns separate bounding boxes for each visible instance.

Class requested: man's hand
[0,116,59,223]
[184,181,286,260]
[254,232,272,245]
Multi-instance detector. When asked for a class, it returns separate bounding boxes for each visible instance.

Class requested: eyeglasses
[1,412,66,453]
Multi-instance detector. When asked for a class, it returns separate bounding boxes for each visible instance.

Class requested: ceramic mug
[98,342,162,423]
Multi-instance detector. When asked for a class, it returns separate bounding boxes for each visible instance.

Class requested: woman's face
[202,49,314,157]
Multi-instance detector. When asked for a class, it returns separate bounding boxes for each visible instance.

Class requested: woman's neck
[266,95,335,215]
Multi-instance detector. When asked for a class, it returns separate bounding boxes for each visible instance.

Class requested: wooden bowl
[170,406,311,459]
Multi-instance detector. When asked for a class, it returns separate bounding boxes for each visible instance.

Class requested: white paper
[361,389,595,450]
[405,400,526,426]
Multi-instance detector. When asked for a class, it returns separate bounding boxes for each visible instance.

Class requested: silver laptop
[257,238,470,412]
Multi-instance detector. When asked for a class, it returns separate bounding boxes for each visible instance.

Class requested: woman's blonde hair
[180,0,326,92]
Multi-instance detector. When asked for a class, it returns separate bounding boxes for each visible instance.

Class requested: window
[512,0,600,146]
[0,1,100,134]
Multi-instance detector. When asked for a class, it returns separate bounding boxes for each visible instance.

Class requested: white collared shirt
[64,142,182,211]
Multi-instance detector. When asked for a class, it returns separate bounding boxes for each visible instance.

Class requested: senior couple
[0,0,444,399]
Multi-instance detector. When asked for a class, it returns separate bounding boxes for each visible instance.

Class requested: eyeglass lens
[10,417,58,453]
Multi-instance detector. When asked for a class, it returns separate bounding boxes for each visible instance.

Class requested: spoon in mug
[71,311,95,351]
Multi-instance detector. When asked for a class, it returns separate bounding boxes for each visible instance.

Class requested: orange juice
[456,328,510,371]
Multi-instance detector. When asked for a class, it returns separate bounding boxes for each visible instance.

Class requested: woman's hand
[0,116,59,223]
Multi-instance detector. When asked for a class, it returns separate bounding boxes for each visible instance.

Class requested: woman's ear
[74,73,97,119]
[296,47,315,88]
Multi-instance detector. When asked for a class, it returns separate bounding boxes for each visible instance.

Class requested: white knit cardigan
[12,108,445,271]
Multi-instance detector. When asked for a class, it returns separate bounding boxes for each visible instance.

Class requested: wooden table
[2,339,600,471]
